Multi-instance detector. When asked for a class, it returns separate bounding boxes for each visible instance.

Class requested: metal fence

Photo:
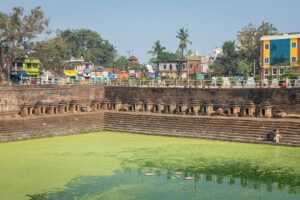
[12,77,300,88]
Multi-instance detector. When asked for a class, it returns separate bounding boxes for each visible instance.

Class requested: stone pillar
[176,100,187,114]
[132,98,143,112]
[164,99,176,114]
[58,100,68,114]
[114,99,123,111]
[228,101,241,117]
[241,101,256,117]
[20,104,32,117]
[154,99,164,113]
[200,102,213,116]
[69,100,80,113]
[34,101,46,116]
[141,99,153,112]
[91,100,100,112]
[188,99,200,115]
[100,98,110,111]
[259,100,273,118]
[47,104,58,115]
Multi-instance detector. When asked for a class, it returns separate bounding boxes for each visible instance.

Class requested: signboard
[196,74,204,80]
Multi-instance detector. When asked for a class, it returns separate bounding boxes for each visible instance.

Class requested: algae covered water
[0,132,299,199]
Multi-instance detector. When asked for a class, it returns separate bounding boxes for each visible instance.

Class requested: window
[264,58,269,64]
[264,44,269,50]
[292,57,296,63]
[176,65,179,69]
[264,69,269,75]
[182,64,185,69]
[292,42,297,48]
[189,64,193,68]
[163,65,166,69]
[273,68,277,75]
[279,68,284,75]
[169,64,172,70]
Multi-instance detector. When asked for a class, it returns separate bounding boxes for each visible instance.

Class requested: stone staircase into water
[104,111,300,147]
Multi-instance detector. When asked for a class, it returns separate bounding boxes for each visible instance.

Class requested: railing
[11,77,300,88]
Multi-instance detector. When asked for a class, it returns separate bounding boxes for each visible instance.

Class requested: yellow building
[260,33,300,79]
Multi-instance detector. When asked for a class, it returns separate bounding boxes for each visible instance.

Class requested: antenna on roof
[127,49,134,57]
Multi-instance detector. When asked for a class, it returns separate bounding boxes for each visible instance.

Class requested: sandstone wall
[0,85,104,116]
[104,87,300,115]
[0,112,104,142]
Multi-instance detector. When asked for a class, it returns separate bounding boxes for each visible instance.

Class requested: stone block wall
[0,85,104,116]
[104,87,300,115]
[0,112,104,142]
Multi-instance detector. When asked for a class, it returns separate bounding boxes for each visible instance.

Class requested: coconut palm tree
[148,40,166,60]
[176,28,192,58]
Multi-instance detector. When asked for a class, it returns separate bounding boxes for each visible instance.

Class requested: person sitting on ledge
[272,128,281,143]
[267,128,281,142]
[266,128,281,142]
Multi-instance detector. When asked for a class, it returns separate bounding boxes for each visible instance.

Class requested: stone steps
[104,112,300,147]
[105,115,300,135]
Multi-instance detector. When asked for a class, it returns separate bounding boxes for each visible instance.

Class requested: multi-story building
[260,33,300,79]
[156,52,206,79]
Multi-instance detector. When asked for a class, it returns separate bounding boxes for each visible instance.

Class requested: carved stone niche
[47,103,58,115]
[91,100,101,112]
[20,103,33,117]
[241,100,256,117]
[141,99,153,112]
[110,98,122,111]
[153,99,164,113]
[130,98,143,112]
[69,100,80,112]
[188,99,200,115]
[34,101,46,115]
[258,100,273,118]
[228,101,241,117]
[58,100,68,114]
[176,100,187,115]
[200,101,213,116]
[100,98,110,111]
[163,99,176,114]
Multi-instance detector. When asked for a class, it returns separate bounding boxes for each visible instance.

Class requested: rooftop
[261,33,300,41]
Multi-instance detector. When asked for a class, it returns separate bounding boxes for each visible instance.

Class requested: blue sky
[1,0,299,63]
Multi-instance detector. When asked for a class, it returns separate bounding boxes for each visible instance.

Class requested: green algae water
[0,132,299,200]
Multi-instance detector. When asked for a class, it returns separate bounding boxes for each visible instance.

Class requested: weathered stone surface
[104,87,300,115]
[0,85,104,116]
[0,112,104,142]
[104,112,300,147]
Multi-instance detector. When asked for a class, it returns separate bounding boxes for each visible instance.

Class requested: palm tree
[148,40,166,60]
[176,28,192,58]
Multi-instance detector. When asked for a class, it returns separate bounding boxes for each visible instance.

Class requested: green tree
[148,40,166,60]
[237,22,278,76]
[0,6,49,80]
[59,29,116,66]
[111,56,128,71]
[157,51,178,61]
[212,41,238,76]
[176,28,192,58]
[33,36,68,75]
